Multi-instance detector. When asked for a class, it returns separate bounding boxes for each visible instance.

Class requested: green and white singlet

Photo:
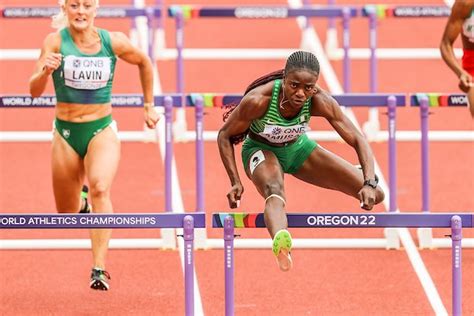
[248,79,311,144]
[52,28,117,104]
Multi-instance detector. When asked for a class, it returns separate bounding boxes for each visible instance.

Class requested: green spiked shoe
[272,229,293,272]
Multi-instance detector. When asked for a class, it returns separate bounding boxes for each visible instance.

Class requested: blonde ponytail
[51,0,68,29]
[51,0,100,29]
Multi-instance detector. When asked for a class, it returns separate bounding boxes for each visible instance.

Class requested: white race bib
[63,56,111,90]
[258,123,307,143]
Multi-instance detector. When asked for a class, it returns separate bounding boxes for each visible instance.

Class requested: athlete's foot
[272,229,293,272]
[90,268,111,291]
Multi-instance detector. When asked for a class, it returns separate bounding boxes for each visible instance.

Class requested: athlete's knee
[263,181,284,197]
[89,180,111,200]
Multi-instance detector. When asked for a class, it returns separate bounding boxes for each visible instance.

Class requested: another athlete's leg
[245,150,292,271]
[84,126,120,289]
[51,132,85,213]
[294,146,384,204]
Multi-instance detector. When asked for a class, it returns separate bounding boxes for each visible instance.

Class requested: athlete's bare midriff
[55,102,112,122]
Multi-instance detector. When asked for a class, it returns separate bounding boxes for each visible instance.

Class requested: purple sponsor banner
[392,6,450,17]
[222,94,405,107]
[212,213,473,228]
[1,94,406,108]
[195,7,357,18]
[1,7,161,18]
[0,95,184,108]
[0,213,206,229]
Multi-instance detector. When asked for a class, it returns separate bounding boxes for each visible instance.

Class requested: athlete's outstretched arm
[311,87,379,208]
[312,88,376,180]
[29,33,61,97]
[217,91,267,208]
[111,32,158,128]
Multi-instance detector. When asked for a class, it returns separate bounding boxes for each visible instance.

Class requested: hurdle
[162,4,357,62]
[356,5,472,142]
[213,212,473,316]
[166,5,357,142]
[409,94,474,249]
[0,212,205,316]
[347,5,454,61]
[176,94,405,249]
[0,5,160,60]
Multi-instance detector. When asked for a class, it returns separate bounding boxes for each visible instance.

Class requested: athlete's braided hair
[223,51,319,145]
[284,50,320,76]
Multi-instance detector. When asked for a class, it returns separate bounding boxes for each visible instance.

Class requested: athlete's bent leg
[245,150,287,237]
[245,150,292,271]
[294,146,384,206]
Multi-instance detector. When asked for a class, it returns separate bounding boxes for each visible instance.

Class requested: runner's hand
[144,106,160,129]
[358,186,376,211]
[459,71,473,93]
[227,183,244,209]
[43,53,62,75]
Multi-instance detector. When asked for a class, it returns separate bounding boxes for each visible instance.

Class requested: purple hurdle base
[213,212,473,316]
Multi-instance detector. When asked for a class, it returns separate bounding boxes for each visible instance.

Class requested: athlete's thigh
[293,145,363,198]
[84,126,121,189]
[51,131,85,211]
[245,149,285,198]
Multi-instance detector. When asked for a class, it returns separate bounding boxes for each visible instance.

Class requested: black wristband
[363,179,378,189]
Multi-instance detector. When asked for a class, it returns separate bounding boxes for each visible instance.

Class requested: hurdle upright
[213,212,473,316]
[410,94,474,249]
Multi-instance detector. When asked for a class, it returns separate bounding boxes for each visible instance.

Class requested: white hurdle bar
[1,130,473,143]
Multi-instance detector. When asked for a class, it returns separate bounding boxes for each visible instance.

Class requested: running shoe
[79,185,91,214]
[272,229,293,272]
[90,268,111,291]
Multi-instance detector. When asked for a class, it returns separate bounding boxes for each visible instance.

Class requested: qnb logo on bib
[63,56,111,90]
[259,124,307,143]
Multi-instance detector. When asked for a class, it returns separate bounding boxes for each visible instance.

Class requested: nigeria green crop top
[249,79,312,144]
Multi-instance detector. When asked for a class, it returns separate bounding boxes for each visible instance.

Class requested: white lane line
[288,0,448,314]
